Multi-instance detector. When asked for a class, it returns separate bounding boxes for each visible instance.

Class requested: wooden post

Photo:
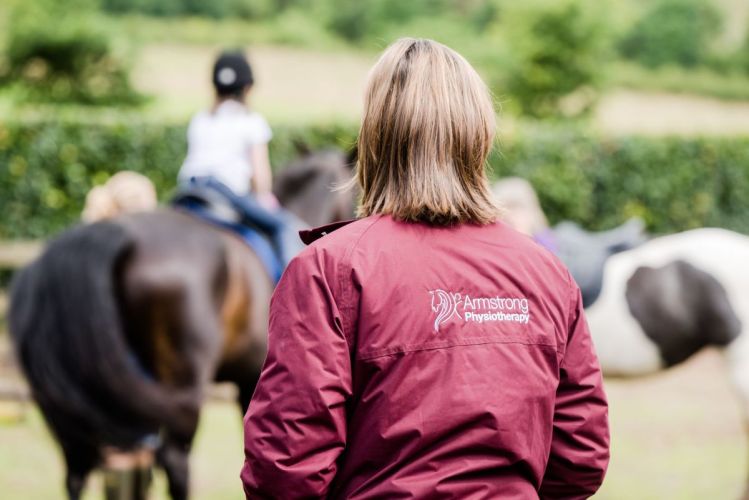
[0,240,42,269]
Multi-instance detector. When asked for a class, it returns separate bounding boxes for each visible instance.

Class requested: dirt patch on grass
[135,43,749,137]
[134,43,374,122]
[596,90,749,136]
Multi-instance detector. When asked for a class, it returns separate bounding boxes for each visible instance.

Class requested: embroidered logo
[429,289,531,332]
[430,289,463,332]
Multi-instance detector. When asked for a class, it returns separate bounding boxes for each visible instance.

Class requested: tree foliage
[618,0,722,68]
[499,0,608,118]
[4,0,142,105]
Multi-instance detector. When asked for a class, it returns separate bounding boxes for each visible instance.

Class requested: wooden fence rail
[0,240,42,270]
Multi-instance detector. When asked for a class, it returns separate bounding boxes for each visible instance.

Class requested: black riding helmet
[213,50,254,97]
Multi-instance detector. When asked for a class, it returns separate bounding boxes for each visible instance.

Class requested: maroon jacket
[242,215,609,499]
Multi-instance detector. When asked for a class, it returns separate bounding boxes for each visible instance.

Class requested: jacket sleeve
[540,280,610,499]
[241,248,352,498]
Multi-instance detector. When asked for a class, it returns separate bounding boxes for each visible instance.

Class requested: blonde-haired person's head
[356,38,499,225]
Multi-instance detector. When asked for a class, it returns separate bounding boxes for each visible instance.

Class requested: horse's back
[611,227,749,268]
[119,209,226,268]
[588,227,749,376]
[116,207,266,303]
[602,228,749,304]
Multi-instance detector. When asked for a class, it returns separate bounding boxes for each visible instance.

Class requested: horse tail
[9,222,193,447]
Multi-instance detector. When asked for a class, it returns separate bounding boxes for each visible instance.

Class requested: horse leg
[61,442,98,500]
[66,463,94,500]
[237,371,261,414]
[155,376,206,500]
[218,236,270,417]
[133,448,154,499]
[156,289,223,500]
[723,333,749,499]
[157,429,196,500]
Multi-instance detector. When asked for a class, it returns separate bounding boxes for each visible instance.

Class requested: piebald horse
[493,177,749,496]
[9,149,355,500]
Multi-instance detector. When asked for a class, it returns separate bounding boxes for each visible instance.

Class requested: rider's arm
[247,112,278,209]
[250,142,273,197]
[250,143,279,210]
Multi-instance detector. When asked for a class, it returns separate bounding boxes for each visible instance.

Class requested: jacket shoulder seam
[337,216,385,344]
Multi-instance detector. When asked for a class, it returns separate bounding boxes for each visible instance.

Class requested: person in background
[82,171,158,223]
[241,38,609,498]
[179,50,299,266]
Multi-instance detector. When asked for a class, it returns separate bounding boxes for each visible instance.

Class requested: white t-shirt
[178,100,272,196]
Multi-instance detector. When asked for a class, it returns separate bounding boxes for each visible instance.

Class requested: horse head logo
[430,289,462,332]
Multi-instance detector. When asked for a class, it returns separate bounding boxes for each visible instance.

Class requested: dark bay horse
[8,149,355,500]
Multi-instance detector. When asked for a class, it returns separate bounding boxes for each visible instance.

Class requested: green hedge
[497,128,749,234]
[0,120,356,239]
[1,119,748,239]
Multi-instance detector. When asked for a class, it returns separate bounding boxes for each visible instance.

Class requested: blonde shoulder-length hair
[356,38,499,225]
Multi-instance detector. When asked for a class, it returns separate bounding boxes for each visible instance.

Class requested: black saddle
[171,182,245,226]
[552,218,647,308]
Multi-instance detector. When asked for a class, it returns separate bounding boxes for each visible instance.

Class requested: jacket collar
[299,219,357,245]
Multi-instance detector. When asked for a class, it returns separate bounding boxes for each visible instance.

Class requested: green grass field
[0,400,246,500]
[0,350,745,499]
